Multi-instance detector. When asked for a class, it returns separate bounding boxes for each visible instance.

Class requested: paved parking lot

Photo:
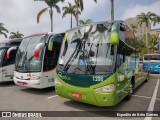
[0,75,159,120]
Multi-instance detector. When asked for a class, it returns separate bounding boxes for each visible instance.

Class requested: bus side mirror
[34,43,44,58]
[6,46,17,59]
[48,35,56,51]
[111,23,119,45]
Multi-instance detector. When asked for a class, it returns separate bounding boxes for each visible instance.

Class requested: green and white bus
[55,21,149,106]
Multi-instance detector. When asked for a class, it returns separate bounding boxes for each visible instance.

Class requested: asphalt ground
[0,74,159,120]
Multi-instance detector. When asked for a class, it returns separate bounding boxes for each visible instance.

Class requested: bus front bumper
[14,77,47,89]
[55,83,116,106]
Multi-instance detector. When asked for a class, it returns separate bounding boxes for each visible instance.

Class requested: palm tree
[35,0,64,32]
[74,0,97,26]
[130,23,138,32]
[110,0,114,21]
[62,2,76,29]
[153,15,160,26]
[148,34,159,53]
[0,23,8,38]
[137,12,157,53]
[79,19,93,25]
[9,31,24,39]
[130,23,138,35]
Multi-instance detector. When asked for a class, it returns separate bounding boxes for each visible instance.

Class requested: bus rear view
[55,21,148,106]
[14,32,64,88]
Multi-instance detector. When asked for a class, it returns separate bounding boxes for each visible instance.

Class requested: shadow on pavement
[20,87,55,96]
[0,81,15,87]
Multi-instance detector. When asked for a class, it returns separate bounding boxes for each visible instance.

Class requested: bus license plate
[72,92,82,99]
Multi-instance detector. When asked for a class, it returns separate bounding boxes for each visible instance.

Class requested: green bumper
[55,74,118,106]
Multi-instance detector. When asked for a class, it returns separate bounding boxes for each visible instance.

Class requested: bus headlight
[94,84,115,93]
[55,78,62,86]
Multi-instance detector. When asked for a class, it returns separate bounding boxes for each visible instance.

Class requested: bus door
[0,49,5,82]
[2,47,18,82]
[42,34,64,86]
[116,45,130,100]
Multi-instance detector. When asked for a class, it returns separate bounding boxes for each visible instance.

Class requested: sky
[0,0,160,40]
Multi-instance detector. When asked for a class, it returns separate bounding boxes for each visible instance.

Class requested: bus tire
[145,72,149,82]
[126,78,134,100]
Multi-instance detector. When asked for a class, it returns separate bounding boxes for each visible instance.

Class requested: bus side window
[125,25,135,48]
[3,49,17,66]
[122,48,126,62]
[117,40,126,68]
[43,35,64,71]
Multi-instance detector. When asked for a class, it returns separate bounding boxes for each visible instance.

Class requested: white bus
[0,38,22,82]
[14,32,64,88]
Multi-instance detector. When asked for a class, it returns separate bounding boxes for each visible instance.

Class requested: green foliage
[9,31,24,39]
[137,12,160,53]
[62,2,76,29]
[0,23,8,38]
[130,23,138,33]
[147,34,159,53]
[35,0,64,32]
[73,0,97,26]
[137,12,157,28]
[62,2,76,18]
[126,37,146,55]
[79,19,93,25]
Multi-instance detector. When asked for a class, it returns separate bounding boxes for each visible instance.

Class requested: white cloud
[122,0,160,20]
[0,0,107,41]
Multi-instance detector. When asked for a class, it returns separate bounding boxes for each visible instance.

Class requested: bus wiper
[63,39,81,72]
[72,67,82,74]
[63,26,93,72]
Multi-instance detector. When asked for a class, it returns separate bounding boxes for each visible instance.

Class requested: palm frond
[37,7,48,23]
[0,31,8,38]
[53,5,61,14]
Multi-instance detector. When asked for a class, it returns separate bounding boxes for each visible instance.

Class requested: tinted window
[43,34,64,71]
[3,49,17,66]
[125,25,135,48]
[9,42,21,46]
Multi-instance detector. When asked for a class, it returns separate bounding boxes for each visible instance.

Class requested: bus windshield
[15,35,47,72]
[57,23,116,75]
[144,54,160,61]
[0,43,7,48]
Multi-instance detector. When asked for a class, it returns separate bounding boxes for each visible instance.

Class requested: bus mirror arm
[6,46,17,59]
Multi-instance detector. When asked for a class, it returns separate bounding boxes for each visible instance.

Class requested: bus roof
[0,38,22,44]
[0,46,11,50]
[66,20,124,32]
[25,32,65,38]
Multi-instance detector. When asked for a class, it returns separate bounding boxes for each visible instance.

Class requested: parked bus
[14,32,64,88]
[0,38,22,48]
[143,54,160,74]
[0,38,22,82]
[55,21,149,106]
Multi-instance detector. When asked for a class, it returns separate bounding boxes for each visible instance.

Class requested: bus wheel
[126,81,133,100]
[145,72,149,82]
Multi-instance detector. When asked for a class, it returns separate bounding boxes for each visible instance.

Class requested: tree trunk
[146,27,148,53]
[76,6,79,26]
[71,13,73,29]
[110,0,114,21]
[50,7,53,32]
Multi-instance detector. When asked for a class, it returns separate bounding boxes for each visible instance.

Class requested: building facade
[125,17,151,37]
